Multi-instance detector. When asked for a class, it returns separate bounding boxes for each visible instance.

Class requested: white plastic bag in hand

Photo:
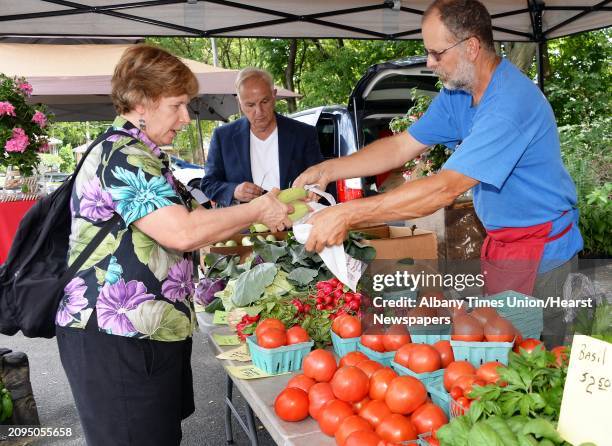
[292,185,366,291]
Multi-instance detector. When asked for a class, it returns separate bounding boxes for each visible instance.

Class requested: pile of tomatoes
[451,307,520,343]
[274,348,448,446]
[312,278,362,317]
[251,318,311,348]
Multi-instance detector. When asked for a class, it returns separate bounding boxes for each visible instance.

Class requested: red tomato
[356,360,384,378]
[287,374,316,393]
[332,315,347,334]
[258,328,287,348]
[274,387,309,422]
[331,366,370,402]
[484,317,516,343]
[470,307,500,326]
[384,376,427,415]
[352,397,371,413]
[308,382,334,420]
[432,340,455,368]
[455,396,471,414]
[410,402,448,435]
[345,430,383,446]
[449,386,463,400]
[361,334,386,352]
[407,344,442,373]
[303,349,337,382]
[518,338,545,354]
[337,316,362,339]
[339,351,369,367]
[443,361,476,392]
[369,367,398,401]
[375,413,417,443]
[551,345,569,367]
[255,318,285,338]
[452,375,481,397]
[335,415,373,446]
[393,343,416,367]
[477,361,506,385]
[318,399,354,436]
[382,326,411,351]
[359,399,392,427]
[452,314,484,342]
[286,326,310,344]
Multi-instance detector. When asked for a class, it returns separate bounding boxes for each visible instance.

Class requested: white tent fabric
[0,43,299,121]
[0,1,610,42]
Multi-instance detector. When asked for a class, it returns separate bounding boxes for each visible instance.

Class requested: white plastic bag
[292,185,366,291]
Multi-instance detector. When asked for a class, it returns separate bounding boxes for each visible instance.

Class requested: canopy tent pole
[190,98,206,164]
[529,0,547,92]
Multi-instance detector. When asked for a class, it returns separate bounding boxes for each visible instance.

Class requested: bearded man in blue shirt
[294,0,583,348]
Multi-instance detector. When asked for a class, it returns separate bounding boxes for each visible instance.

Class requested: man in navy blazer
[201,68,323,207]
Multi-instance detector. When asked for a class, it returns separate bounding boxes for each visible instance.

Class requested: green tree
[545,29,611,126]
[58,144,76,172]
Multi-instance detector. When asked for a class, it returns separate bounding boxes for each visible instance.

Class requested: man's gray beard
[439,57,476,94]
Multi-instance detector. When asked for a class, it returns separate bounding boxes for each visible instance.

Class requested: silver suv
[290,56,438,202]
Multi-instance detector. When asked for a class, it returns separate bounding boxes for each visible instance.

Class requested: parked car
[290,56,438,202]
[169,156,209,205]
[39,171,71,193]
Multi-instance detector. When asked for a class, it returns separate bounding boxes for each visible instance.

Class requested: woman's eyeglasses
[426,37,471,62]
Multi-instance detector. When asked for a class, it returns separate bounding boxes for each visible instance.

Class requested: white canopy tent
[0,42,300,122]
[1,1,609,41]
[1,1,610,91]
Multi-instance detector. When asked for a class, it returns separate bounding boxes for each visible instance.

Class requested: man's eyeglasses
[425,37,471,62]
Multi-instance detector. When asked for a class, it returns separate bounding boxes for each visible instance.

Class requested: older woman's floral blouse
[55,116,197,341]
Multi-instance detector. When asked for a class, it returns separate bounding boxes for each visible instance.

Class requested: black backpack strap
[59,213,122,286]
[56,128,132,288]
[71,129,130,180]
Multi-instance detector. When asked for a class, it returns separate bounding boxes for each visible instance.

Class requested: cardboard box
[361,226,438,260]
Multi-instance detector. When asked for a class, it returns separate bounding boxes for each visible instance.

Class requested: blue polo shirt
[409,58,583,272]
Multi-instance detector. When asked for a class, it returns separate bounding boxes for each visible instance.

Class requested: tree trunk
[499,42,537,73]
[284,39,298,112]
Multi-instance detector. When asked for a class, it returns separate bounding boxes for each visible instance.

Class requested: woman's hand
[250,188,293,232]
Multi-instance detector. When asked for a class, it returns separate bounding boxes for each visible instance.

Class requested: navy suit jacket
[201,113,324,206]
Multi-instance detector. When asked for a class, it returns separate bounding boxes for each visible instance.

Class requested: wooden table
[198,312,335,446]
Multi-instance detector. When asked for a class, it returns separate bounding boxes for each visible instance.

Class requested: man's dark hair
[423,0,495,53]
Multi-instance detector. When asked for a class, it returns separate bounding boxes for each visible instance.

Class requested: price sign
[213,310,228,325]
[225,365,288,380]
[212,333,241,346]
[216,345,251,362]
[558,335,612,446]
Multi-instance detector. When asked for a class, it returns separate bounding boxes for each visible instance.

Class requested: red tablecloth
[0,200,37,263]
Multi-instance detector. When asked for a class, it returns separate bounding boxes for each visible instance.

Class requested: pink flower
[32,111,47,128]
[38,141,50,153]
[17,82,33,96]
[5,128,29,153]
[0,101,16,117]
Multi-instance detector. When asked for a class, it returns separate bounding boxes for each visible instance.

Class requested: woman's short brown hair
[111,44,199,114]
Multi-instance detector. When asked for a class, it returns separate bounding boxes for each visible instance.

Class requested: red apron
[481,214,573,296]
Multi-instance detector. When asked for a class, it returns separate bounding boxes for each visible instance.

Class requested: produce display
[202,214,599,446]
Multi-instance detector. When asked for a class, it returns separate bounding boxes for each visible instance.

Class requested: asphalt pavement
[1,329,276,446]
